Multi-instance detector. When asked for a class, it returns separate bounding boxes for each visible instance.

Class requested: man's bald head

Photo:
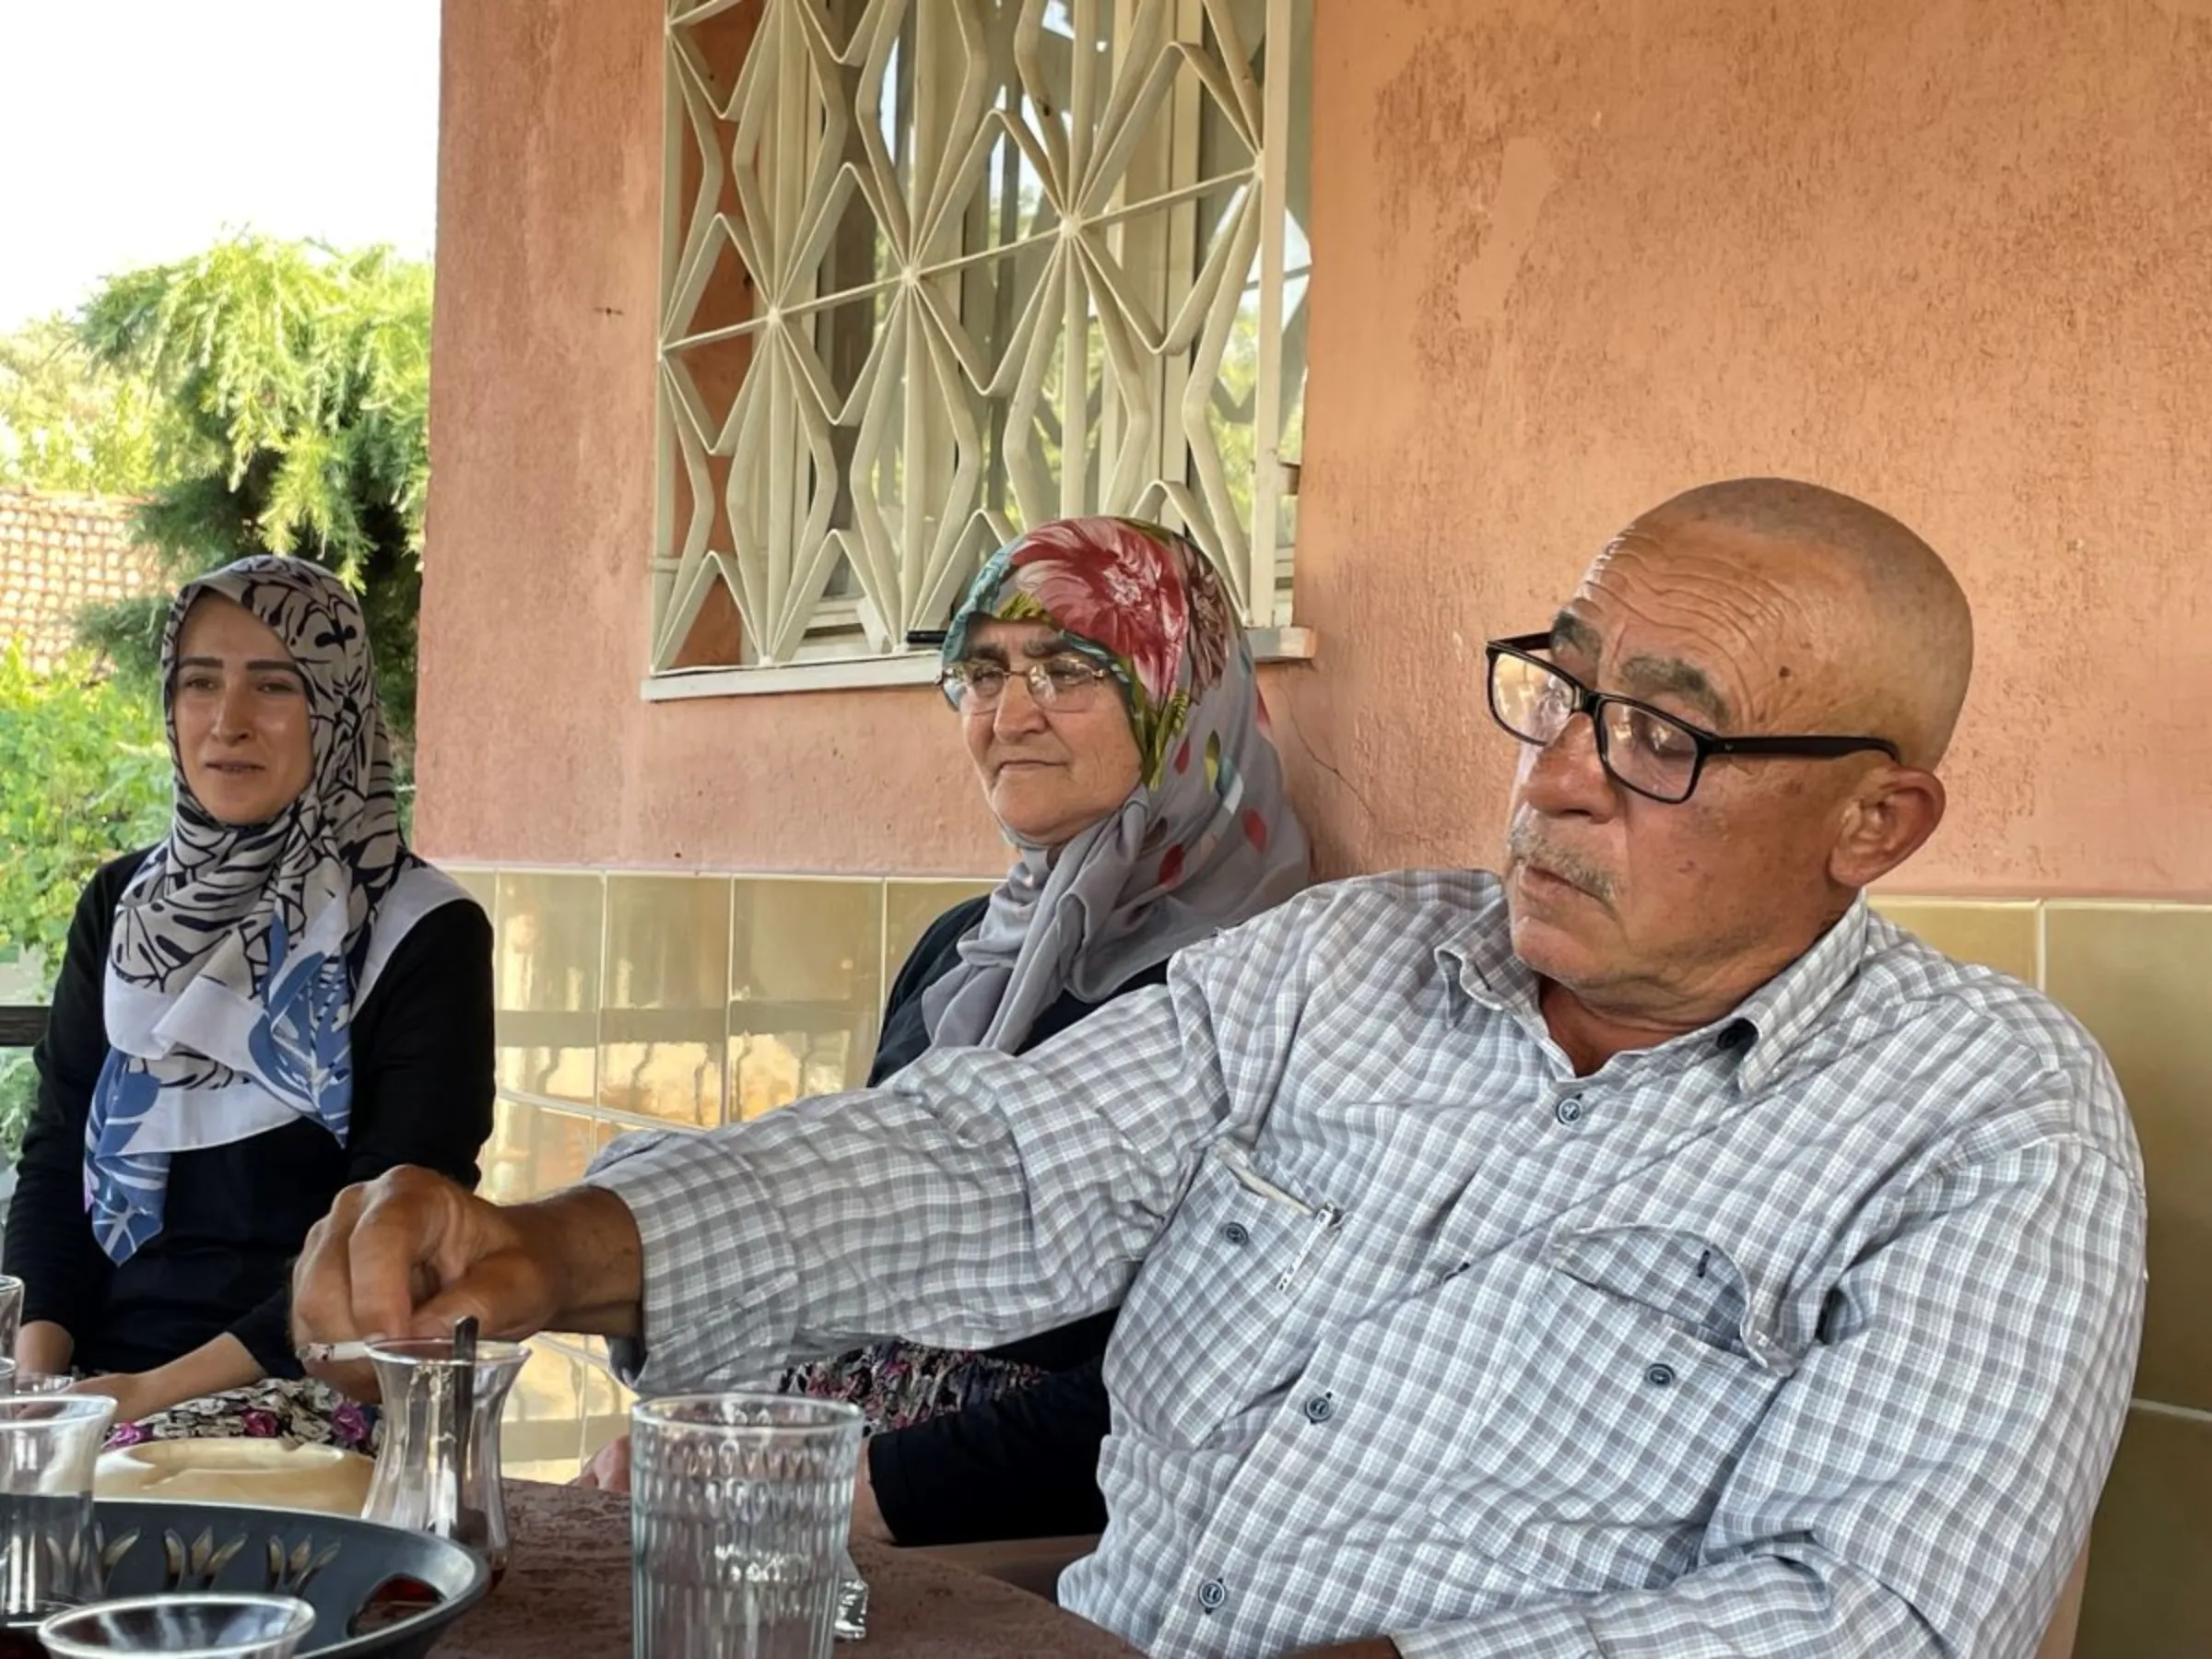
[1503,477,1967,1048]
[1622,478,1973,768]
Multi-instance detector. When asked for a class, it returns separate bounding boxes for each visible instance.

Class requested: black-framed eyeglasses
[936,655,1121,715]
[1484,632,1900,805]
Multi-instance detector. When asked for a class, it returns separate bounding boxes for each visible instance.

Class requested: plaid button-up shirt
[594,872,2145,1658]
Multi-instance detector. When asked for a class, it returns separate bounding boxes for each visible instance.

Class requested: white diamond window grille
[652,0,1312,679]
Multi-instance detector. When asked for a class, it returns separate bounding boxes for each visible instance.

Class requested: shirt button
[1302,1393,1335,1424]
[1221,1221,1250,1246]
[1645,1362,1677,1387]
[1198,1577,1229,1612]
[1554,1095,1585,1125]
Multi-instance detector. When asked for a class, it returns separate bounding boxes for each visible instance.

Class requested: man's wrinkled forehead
[1547,526,1739,727]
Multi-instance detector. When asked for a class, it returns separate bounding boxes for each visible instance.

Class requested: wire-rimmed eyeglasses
[936,655,1121,715]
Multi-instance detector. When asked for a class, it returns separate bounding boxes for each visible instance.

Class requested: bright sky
[0,0,441,332]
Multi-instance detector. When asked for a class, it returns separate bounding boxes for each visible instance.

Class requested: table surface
[439,1482,1142,1658]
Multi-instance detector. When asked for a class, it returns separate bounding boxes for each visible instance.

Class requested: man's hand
[291,1167,646,1398]
[573,1432,632,1492]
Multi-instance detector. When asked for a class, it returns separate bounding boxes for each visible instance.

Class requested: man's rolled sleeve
[588,1128,797,1391]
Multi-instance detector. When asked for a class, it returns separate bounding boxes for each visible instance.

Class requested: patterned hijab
[922,517,1310,1052]
[85,557,418,1263]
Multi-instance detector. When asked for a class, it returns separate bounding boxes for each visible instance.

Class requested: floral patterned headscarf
[922,517,1311,1052]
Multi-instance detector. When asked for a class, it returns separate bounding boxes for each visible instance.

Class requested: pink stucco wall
[418,0,2212,897]
[414,0,994,877]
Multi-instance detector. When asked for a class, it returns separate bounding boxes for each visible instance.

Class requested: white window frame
[646,0,1312,700]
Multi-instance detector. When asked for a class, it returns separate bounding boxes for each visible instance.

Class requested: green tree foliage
[0,646,171,1153]
[0,314,176,495]
[0,646,171,968]
[70,235,431,745]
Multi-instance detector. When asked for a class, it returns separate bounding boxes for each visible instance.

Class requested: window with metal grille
[649,0,1312,696]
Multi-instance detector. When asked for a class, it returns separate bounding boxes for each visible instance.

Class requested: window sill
[639,626,1318,701]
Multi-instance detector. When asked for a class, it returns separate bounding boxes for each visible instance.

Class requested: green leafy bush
[0,647,171,1159]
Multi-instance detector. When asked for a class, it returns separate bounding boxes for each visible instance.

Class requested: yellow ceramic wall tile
[527,1104,602,1197]
[2044,905,2212,1413]
[1870,898,2040,985]
[499,1342,585,1482]
[600,1041,727,1128]
[728,879,884,1118]
[2035,911,2212,1416]
[726,1021,872,1119]
[579,1341,635,1461]
[493,871,604,1105]
[884,878,1003,984]
[477,1098,536,1208]
[2076,1406,2212,1659]
[580,1411,629,1463]
[481,1098,606,1205]
[600,875,731,1126]
[733,878,884,1005]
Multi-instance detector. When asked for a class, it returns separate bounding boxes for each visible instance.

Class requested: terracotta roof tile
[0,488,167,673]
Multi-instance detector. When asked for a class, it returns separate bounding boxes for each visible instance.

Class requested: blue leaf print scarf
[85,557,415,1264]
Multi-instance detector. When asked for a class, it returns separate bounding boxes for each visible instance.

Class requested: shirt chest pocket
[1111,1138,1347,1450]
[1430,1225,1794,1585]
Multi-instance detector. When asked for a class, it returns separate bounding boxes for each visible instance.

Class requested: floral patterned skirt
[105,1377,379,1455]
[778,1340,1045,1435]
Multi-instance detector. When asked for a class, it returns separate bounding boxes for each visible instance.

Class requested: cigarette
[295,1340,376,1364]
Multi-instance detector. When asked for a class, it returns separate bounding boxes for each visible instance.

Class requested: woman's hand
[15,1321,75,1377]
[65,1335,261,1427]
[65,1370,175,1426]
[573,1432,632,1491]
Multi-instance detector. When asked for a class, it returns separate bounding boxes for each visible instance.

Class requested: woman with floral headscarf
[575,517,1311,1547]
[4,557,494,1449]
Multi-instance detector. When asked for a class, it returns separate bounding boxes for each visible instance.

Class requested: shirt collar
[1722,894,1872,1091]
[1434,875,1540,1017]
[1434,878,1875,1088]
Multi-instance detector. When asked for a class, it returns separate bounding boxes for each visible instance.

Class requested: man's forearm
[518,1185,647,1338]
[1389,1554,1944,1659]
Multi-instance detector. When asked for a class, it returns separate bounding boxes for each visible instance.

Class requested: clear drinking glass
[35,1593,315,1658]
[3,1371,74,1396]
[630,1394,863,1659]
[359,1337,530,1584]
[0,1394,115,1639]
[0,1277,23,1362]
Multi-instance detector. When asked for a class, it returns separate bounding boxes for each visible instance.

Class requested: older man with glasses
[293,478,2143,1659]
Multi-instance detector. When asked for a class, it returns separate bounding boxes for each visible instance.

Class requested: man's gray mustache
[1505,821,1617,902]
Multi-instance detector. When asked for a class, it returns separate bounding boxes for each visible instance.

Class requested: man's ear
[1830,766,1946,889]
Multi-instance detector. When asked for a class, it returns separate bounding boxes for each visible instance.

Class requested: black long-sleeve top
[3,850,495,1378]
[862,896,1166,1547]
